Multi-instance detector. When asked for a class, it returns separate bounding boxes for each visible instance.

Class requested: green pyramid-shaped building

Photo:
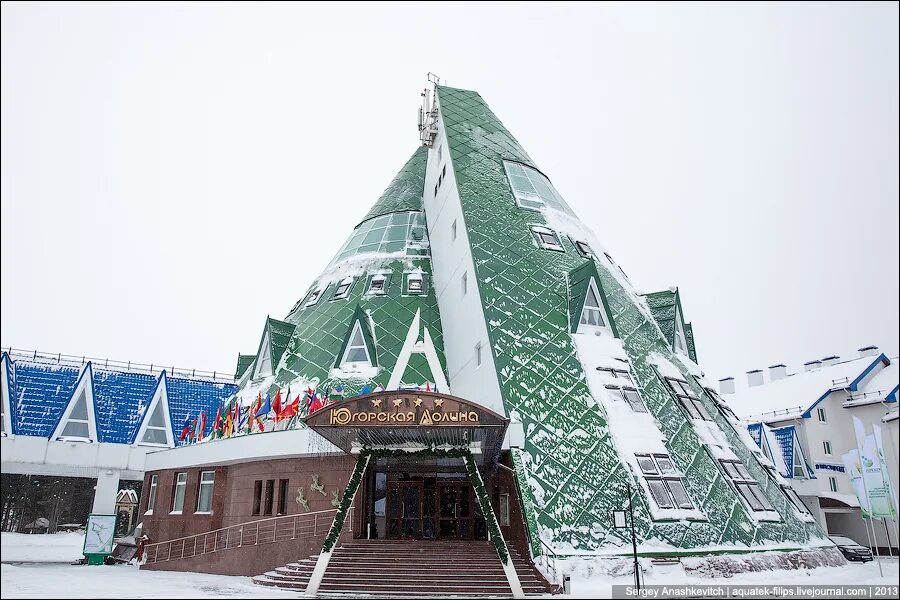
[215,83,835,566]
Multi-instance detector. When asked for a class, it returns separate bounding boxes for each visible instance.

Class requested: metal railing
[755,405,804,419]
[1,347,236,384]
[143,507,350,564]
[535,537,561,585]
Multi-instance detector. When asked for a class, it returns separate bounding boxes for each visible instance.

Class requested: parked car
[829,535,873,562]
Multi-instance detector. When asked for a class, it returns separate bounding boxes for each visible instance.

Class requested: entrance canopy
[304,391,508,465]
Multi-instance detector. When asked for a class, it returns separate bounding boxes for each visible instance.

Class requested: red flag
[213,405,223,437]
[272,389,283,421]
[425,382,431,392]
[280,395,300,419]
[199,411,207,440]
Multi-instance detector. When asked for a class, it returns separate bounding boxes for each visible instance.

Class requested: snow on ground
[2,533,897,598]
[1,531,87,563]
[564,558,898,598]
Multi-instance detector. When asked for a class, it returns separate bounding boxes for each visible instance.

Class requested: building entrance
[377,472,485,540]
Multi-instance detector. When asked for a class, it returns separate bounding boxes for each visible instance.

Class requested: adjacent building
[723,347,898,554]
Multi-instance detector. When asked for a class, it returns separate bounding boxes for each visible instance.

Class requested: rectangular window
[636,454,694,510]
[252,480,263,516]
[368,274,386,295]
[278,479,289,515]
[451,219,457,242]
[475,342,483,368]
[406,273,424,294]
[531,225,564,252]
[503,161,575,215]
[305,288,323,307]
[196,471,215,513]
[719,459,774,513]
[817,407,827,422]
[575,240,595,258]
[442,164,446,180]
[783,486,811,515]
[600,365,648,413]
[461,271,467,296]
[829,477,838,493]
[332,278,353,300]
[146,474,158,514]
[499,493,510,526]
[171,472,187,513]
[264,479,275,516]
[434,183,439,196]
[665,377,711,421]
[823,441,833,456]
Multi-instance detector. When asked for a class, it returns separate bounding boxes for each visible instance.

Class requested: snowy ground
[2,532,897,598]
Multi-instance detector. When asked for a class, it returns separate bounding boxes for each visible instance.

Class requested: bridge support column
[92,469,120,514]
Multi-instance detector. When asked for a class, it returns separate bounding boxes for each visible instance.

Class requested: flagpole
[852,417,883,577]
[873,422,900,554]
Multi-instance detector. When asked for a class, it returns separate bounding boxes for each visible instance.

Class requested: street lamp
[612,480,640,591]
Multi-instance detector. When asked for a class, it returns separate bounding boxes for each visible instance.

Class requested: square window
[332,278,353,300]
[406,273,425,294]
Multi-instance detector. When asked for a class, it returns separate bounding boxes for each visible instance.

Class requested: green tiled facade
[436,85,826,555]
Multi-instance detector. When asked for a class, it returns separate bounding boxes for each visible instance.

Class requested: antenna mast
[418,73,441,148]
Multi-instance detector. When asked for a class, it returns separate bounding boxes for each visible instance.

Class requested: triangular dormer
[387,308,450,391]
[51,363,98,443]
[643,287,696,361]
[132,373,174,448]
[336,306,378,371]
[251,317,296,379]
[673,306,689,356]
[568,262,617,337]
[1,353,13,437]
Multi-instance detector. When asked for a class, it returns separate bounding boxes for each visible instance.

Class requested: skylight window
[503,161,575,215]
[531,226,564,252]
[575,240,595,258]
[665,377,711,421]
[332,277,354,300]
[636,453,694,510]
[406,273,424,295]
[600,365,648,413]
[305,288,323,307]
[368,274,386,295]
[719,459,776,514]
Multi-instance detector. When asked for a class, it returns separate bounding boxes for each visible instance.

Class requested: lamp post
[612,480,640,591]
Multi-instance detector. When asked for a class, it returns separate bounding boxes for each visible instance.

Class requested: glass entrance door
[387,481,423,539]
[438,483,473,539]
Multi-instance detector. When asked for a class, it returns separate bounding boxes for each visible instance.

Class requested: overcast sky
[2,2,897,383]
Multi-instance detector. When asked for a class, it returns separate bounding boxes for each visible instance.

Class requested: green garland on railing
[364,446,471,459]
[322,451,371,552]
[464,453,510,564]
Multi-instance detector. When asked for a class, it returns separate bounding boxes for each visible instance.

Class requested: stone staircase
[253,539,557,597]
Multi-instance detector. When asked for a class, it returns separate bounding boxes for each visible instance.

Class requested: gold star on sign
[371,398,382,407]
[393,398,403,408]
[414,398,422,407]
[434,398,443,407]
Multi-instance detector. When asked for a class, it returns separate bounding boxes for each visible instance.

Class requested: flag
[190,417,198,442]
[873,424,899,516]
[213,405,223,438]
[255,393,271,432]
[425,382,431,392]
[359,385,371,397]
[224,408,233,437]
[280,394,300,420]
[862,433,895,518]
[272,389,283,421]
[199,411,207,441]
[373,384,385,393]
[333,383,344,398]
[842,449,872,518]
[179,414,192,441]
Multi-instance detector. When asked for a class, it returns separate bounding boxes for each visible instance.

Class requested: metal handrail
[143,507,351,564]
[536,537,560,585]
[1,347,235,384]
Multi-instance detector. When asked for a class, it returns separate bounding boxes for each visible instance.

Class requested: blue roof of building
[2,352,237,446]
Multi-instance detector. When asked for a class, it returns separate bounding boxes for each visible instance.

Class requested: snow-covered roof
[726,354,893,422]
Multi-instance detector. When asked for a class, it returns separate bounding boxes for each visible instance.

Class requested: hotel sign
[304,391,506,429]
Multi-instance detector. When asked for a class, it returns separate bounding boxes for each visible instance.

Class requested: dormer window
[60,390,90,439]
[580,283,606,329]
[341,321,372,368]
[674,309,688,355]
[368,274,386,295]
[575,240,595,259]
[406,273,424,295]
[332,278,354,300]
[531,226,563,252]
[305,288,323,307]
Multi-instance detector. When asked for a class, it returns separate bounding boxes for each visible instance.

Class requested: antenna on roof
[418,73,440,148]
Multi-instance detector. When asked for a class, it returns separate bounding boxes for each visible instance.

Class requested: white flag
[841,449,871,518]
[872,424,898,517]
